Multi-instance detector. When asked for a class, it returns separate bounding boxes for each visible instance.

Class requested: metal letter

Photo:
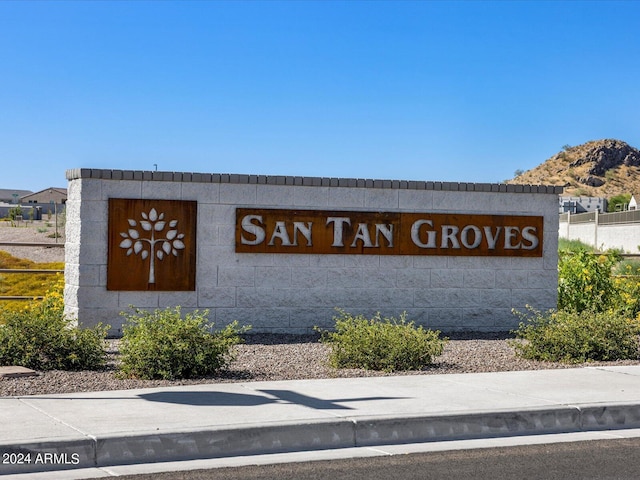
[521,226,539,250]
[441,225,461,249]
[461,225,482,249]
[351,223,374,248]
[504,226,521,249]
[241,215,266,245]
[268,221,293,246]
[326,217,351,247]
[483,226,502,249]
[375,224,394,247]
[293,221,313,246]
[411,220,436,248]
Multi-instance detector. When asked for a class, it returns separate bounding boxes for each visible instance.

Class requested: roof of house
[0,188,33,199]
[20,187,67,200]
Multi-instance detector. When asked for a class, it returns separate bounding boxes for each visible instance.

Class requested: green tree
[8,206,22,220]
[607,194,631,212]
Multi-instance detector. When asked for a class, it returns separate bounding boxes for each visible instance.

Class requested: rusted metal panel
[236,208,543,257]
[107,199,197,290]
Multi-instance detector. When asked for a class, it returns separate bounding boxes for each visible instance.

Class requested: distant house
[0,188,33,204]
[629,194,640,211]
[559,196,607,214]
[21,187,67,205]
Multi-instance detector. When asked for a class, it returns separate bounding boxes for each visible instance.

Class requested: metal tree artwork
[118,208,186,284]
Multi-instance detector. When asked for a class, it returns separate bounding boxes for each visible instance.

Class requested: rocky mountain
[507,139,640,197]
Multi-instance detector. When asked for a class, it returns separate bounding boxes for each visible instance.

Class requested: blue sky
[2,1,639,193]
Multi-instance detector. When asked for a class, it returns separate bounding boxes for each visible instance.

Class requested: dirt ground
[0,217,65,263]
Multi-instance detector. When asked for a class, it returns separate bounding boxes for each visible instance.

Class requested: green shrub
[0,279,108,370]
[558,249,620,312]
[613,259,640,276]
[614,274,640,319]
[317,310,447,372]
[118,307,249,380]
[512,307,640,363]
[556,249,640,318]
[8,206,22,221]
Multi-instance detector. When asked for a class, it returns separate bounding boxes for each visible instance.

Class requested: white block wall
[559,220,640,252]
[597,225,640,252]
[64,169,561,335]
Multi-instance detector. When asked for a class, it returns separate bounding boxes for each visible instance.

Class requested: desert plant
[317,310,447,372]
[613,265,640,319]
[512,307,640,363]
[118,306,249,380]
[8,206,22,221]
[0,278,108,370]
[558,249,620,313]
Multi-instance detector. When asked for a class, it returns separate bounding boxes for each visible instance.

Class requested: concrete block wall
[596,225,640,253]
[559,219,640,253]
[64,169,562,335]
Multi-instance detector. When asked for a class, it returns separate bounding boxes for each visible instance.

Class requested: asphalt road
[113,437,640,480]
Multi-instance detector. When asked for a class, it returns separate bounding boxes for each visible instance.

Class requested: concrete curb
[5,402,640,475]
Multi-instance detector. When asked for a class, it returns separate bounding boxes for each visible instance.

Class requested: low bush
[118,306,249,380]
[512,307,640,363]
[317,310,447,372]
[0,278,108,370]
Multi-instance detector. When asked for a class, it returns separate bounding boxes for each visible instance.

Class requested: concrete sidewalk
[2,366,640,476]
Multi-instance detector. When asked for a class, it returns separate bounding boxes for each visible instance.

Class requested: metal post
[594,209,598,251]
[50,188,59,243]
[54,201,58,243]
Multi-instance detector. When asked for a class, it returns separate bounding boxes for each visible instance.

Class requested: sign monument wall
[64,169,561,335]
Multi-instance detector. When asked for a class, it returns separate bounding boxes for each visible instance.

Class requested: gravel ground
[2,332,640,397]
[1,222,639,397]
[0,219,65,263]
